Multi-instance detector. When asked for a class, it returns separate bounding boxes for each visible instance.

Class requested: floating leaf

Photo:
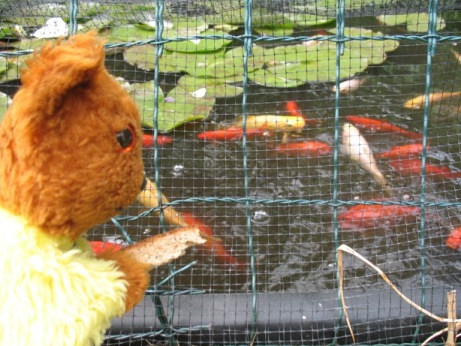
[177,75,244,98]
[130,81,214,132]
[129,81,163,128]
[0,55,28,83]
[253,26,294,36]
[284,13,335,27]
[0,57,8,75]
[377,13,446,32]
[108,25,155,42]
[164,29,231,53]
[249,67,307,88]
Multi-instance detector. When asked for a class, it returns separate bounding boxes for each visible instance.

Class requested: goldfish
[376,143,425,159]
[345,115,423,139]
[342,123,392,194]
[181,212,247,270]
[197,127,265,142]
[137,178,187,227]
[332,77,366,94]
[285,101,320,126]
[235,115,306,132]
[89,241,123,255]
[404,91,461,109]
[446,226,461,251]
[275,141,332,157]
[338,204,420,230]
[389,159,461,180]
[142,134,173,147]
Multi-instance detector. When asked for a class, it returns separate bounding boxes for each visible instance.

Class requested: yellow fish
[342,123,392,195]
[235,115,306,132]
[404,91,461,109]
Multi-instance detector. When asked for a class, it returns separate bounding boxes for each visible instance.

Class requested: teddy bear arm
[97,250,151,312]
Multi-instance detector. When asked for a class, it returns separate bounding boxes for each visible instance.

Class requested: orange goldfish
[404,91,461,109]
[345,115,423,139]
[182,212,247,270]
[389,159,461,180]
[142,134,173,147]
[376,143,425,159]
[275,141,332,157]
[446,227,461,251]
[197,127,265,142]
[285,101,320,126]
[89,241,123,255]
[338,204,420,230]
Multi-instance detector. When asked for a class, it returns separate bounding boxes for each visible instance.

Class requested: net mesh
[1,0,461,345]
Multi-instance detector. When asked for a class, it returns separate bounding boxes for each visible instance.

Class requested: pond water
[92,21,461,296]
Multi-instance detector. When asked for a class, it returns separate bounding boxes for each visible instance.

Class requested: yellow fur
[0,208,128,346]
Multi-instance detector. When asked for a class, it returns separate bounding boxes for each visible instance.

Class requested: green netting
[1,0,461,345]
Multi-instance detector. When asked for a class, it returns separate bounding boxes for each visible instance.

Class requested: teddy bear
[0,32,204,345]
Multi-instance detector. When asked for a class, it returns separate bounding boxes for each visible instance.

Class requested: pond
[96,22,461,296]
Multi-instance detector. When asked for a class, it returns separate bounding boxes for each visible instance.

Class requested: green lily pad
[82,14,114,32]
[162,20,208,38]
[0,92,12,123]
[177,75,244,98]
[284,13,335,27]
[377,13,446,32]
[0,55,28,83]
[164,29,231,53]
[0,57,8,75]
[124,45,226,76]
[253,26,294,36]
[108,25,155,42]
[249,66,307,88]
[130,81,214,132]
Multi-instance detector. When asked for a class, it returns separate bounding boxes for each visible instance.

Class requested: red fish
[389,159,461,180]
[345,115,423,139]
[182,212,247,269]
[286,100,320,126]
[197,127,264,142]
[446,227,461,250]
[376,143,425,159]
[89,241,123,255]
[142,134,173,147]
[338,204,420,230]
[275,141,332,157]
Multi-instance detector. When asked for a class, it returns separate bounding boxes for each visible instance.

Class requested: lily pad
[108,25,155,42]
[177,75,244,98]
[130,81,215,132]
[249,66,307,88]
[164,29,231,53]
[284,13,335,27]
[0,57,8,75]
[0,55,28,83]
[377,13,446,32]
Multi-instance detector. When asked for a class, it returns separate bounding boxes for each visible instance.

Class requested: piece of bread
[121,227,206,268]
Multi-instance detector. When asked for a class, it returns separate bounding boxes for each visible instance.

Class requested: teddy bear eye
[116,126,136,153]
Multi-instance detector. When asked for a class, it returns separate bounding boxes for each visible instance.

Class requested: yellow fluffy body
[0,208,128,346]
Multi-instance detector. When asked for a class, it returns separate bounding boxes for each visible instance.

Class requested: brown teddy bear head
[0,32,145,240]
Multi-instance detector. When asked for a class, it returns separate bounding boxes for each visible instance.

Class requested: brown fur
[0,32,151,312]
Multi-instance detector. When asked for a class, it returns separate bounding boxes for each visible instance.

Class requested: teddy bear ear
[20,32,106,115]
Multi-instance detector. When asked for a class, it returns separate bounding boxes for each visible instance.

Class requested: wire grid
[1,0,461,345]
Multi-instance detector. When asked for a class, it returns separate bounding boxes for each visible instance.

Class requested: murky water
[90,23,461,296]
